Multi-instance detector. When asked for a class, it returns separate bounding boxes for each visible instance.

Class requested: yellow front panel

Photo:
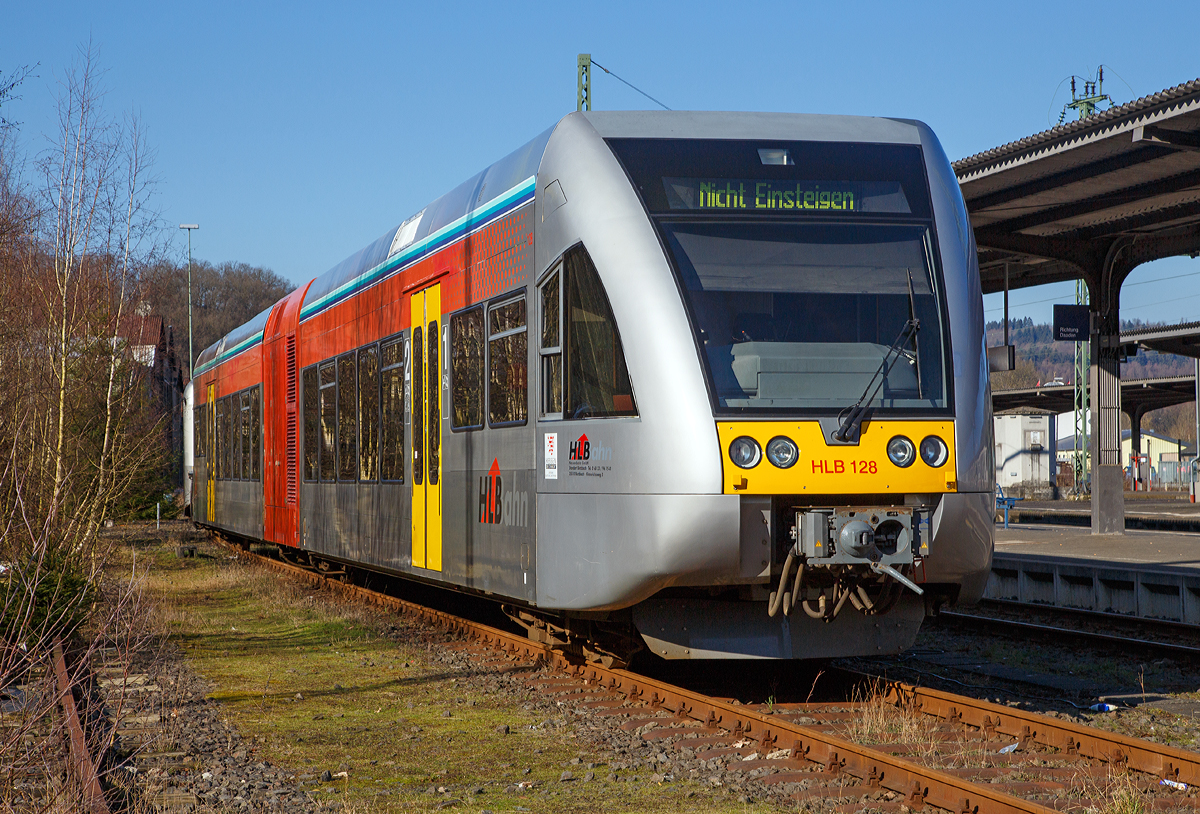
[717,420,957,495]
[425,284,443,572]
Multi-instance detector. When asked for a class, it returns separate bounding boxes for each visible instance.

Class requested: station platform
[983,519,1200,627]
[1000,494,1200,533]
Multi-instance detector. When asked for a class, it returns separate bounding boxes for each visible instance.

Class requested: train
[184,110,994,662]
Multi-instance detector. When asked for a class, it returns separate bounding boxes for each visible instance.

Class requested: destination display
[662,178,911,214]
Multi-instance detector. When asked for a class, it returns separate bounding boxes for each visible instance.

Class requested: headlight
[920,435,949,467]
[766,436,799,469]
[886,435,916,468]
[729,436,762,469]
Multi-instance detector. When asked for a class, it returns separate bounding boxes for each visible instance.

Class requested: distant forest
[988,317,1197,444]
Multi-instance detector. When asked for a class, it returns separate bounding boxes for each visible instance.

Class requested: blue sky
[3,0,1197,325]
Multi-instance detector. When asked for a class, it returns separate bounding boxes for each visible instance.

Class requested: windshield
[662,221,949,414]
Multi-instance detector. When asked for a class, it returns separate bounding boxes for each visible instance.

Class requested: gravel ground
[122,656,319,812]
[131,607,855,812]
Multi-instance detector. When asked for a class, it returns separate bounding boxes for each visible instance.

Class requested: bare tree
[0,64,35,131]
[0,45,168,812]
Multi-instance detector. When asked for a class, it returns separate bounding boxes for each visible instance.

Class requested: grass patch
[841,681,941,762]
[139,529,779,812]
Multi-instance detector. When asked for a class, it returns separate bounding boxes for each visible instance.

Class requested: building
[1057,430,1196,489]
[116,311,185,488]
[993,413,1056,498]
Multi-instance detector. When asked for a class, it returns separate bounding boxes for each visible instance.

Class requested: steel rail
[228,544,1069,813]
[875,677,1200,788]
[943,607,1200,657]
[52,641,111,814]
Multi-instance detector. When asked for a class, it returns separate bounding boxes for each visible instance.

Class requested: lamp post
[179,224,199,378]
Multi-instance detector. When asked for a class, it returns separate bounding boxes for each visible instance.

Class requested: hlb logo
[479,458,529,527]
[480,459,503,524]
[569,433,611,462]
[569,433,590,461]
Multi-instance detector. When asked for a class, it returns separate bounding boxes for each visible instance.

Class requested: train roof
[298,126,554,322]
[580,110,926,144]
[194,110,932,377]
[194,126,554,376]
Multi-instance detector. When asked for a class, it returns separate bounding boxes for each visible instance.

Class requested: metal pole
[1003,264,1009,347]
[578,54,591,112]
[180,224,199,378]
[187,228,194,375]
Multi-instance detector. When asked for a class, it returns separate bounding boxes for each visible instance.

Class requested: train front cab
[532,112,994,659]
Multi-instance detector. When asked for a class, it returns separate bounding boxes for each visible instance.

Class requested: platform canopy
[992,375,1196,416]
[956,78,1200,533]
[1124,320,1200,359]
[956,78,1200,296]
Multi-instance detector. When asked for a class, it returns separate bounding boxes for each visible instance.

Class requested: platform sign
[1054,305,1090,342]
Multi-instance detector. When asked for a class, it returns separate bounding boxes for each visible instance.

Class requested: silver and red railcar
[187,111,994,660]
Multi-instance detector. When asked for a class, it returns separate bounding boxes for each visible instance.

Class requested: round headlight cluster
[886,435,916,468]
[887,434,949,468]
[920,435,949,467]
[730,436,800,470]
[766,436,799,469]
[729,436,762,469]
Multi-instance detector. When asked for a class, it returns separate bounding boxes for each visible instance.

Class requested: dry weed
[842,680,942,761]
[1081,769,1152,814]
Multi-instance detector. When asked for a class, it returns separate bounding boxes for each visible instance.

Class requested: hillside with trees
[988,317,1198,444]
[140,259,292,376]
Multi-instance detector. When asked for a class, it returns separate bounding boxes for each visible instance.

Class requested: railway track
[1,638,195,812]
[217,536,1200,813]
[0,642,111,812]
[935,608,1200,663]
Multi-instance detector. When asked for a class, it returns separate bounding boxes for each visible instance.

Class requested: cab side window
[540,244,637,419]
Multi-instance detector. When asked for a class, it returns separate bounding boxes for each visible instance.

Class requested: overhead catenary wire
[983,268,1200,314]
[590,60,672,111]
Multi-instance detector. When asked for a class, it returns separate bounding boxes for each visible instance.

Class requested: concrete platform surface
[986,522,1200,625]
[995,523,1200,572]
[1018,495,1200,519]
[1002,494,1200,533]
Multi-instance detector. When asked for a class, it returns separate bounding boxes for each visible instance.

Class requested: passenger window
[250,386,261,481]
[488,297,527,426]
[380,337,406,482]
[222,396,234,479]
[358,345,379,482]
[193,409,202,466]
[539,270,563,417]
[564,245,636,418]
[450,307,484,430]
[215,398,225,479]
[427,322,440,484]
[337,354,358,481]
[319,361,337,482]
[238,390,250,480]
[302,366,318,481]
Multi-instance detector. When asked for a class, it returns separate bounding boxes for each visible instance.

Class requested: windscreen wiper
[906,268,923,396]
[834,295,921,441]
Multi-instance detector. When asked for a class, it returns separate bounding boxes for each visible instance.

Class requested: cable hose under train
[767,551,796,618]
[802,589,826,620]
[771,555,910,622]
